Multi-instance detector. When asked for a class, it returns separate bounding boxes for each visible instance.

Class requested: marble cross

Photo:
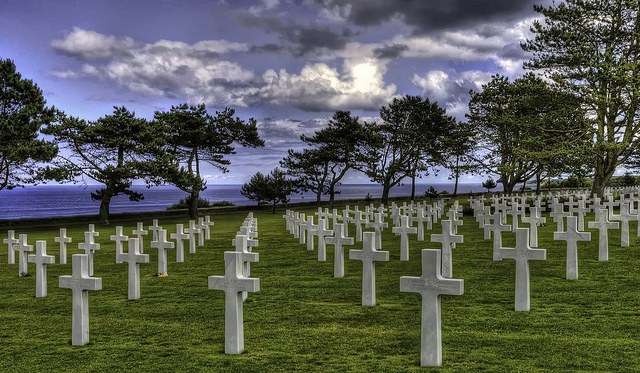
[351,211,366,242]
[413,207,430,241]
[184,220,200,254]
[554,216,591,280]
[148,219,162,242]
[325,223,354,278]
[520,207,546,248]
[588,208,619,261]
[132,222,148,254]
[150,229,175,276]
[400,249,464,367]
[231,234,260,302]
[365,212,388,251]
[430,220,463,278]
[87,224,99,241]
[110,226,128,264]
[202,215,214,240]
[499,228,546,311]
[305,216,318,252]
[488,212,511,261]
[54,228,73,265]
[349,232,389,306]
[196,218,207,247]
[297,213,307,244]
[16,234,33,277]
[208,251,260,354]
[315,218,334,262]
[78,231,100,276]
[170,224,189,263]
[392,215,417,261]
[59,254,103,346]
[3,230,19,265]
[610,202,633,247]
[27,241,55,297]
[117,238,149,300]
[340,208,351,237]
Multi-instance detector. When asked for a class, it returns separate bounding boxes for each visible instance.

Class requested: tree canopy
[0,58,58,191]
[523,0,640,196]
[43,106,152,224]
[152,104,264,218]
[360,95,455,203]
[467,73,591,194]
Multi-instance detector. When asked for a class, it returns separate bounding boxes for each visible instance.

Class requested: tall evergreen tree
[0,59,58,191]
[523,0,640,197]
[43,107,152,225]
[153,104,264,219]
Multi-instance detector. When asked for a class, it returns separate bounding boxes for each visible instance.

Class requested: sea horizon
[0,182,497,220]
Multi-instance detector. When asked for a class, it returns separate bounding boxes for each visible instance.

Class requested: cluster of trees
[4,0,640,216]
[241,0,640,205]
[1,58,263,224]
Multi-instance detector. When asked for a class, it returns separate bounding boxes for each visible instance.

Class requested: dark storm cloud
[315,0,539,34]
[238,13,354,56]
[372,43,409,59]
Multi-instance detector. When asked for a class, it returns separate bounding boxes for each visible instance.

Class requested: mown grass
[1,200,639,372]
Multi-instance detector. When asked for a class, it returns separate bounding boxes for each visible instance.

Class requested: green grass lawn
[1,201,639,372]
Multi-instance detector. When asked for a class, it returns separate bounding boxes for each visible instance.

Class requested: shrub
[425,186,439,198]
[167,196,218,210]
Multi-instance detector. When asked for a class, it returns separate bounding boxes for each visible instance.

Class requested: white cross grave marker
[392,215,417,261]
[170,224,189,263]
[184,220,200,254]
[16,234,33,277]
[59,254,102,346]
[150,229,175,276]
[231,234,260,302]
[588,208,619,261]
[4,230,19,265]
[305,216,318,252]
[554,216,591,280]
[117,238,149,300]
[325,223,354,278]
[132,222,148,253]
[55,228,72,265]
[499,228,546,311]
[430,220,463,278]
[148,219,162,242]
[208,251,260,354]
[110,226,128,264]
[400,249,464,367]
[352,210,366,242]
[78,232,100,276]
[27,241,55,297]
[521,207,546,248]
[488,212,512,261]
[349,232,390,306]
[202,215,214,240]
[315,218,334,262]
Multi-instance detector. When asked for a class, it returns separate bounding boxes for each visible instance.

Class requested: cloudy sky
[1,0,548,185]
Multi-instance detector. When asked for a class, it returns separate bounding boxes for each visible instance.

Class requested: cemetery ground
[1,201,640,372]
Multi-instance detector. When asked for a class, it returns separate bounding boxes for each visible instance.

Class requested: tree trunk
[410,172,416,200]
[535,172,542,194]
[591,163,616,198]
[272,199,276,214]
[502,179,516,195]
[453,155,460,196]
[99,194,112,226]
[316,190,322,206]
[189,190,199,219]
[329,187,336,209]
[381,184,391,205]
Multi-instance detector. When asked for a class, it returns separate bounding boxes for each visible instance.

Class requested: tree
[241,168,295,213]
[441,121,479,196]
[467,73,591,194]
[361,96,454,204]
[522,0,640,197]
[0,59,58,191]
[482,177,497,193]
[266,168,296,213]
[43,107,152,225]
[281,111,373,207]
[240,171,271,206]
[153,104,264,219]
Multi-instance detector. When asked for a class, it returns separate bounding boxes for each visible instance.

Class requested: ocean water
[0,183,490,220]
